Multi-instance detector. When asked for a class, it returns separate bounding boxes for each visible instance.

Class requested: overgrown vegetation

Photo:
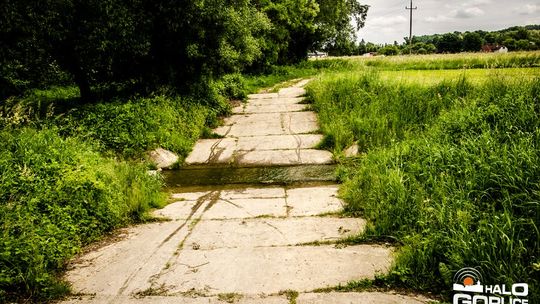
[0,128,165,302]
[307,55,540,301]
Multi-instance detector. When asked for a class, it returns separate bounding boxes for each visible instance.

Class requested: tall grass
[0,128,165,302]
[308,71,540,301]
[360,51,540,70]
[243,59,359,93]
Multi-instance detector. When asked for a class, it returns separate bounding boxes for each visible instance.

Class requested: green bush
[55,95,211,158]
[309,71,540,301]
[0,128,165,301]
[215,73,248,101]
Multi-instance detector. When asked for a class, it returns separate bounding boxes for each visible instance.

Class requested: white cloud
[454,7,485,18]
[514,4,539,15]
[367,15,407,27]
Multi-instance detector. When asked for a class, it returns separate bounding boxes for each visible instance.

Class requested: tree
[437,33,463,53]
[315,0,369,52]
[462,32,483,52]
[379,45,399,56]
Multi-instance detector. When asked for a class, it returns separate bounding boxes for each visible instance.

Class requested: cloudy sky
[356,0,540,44]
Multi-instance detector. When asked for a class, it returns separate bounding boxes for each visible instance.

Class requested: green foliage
[412,25,540,54]
[308,60,540,301]
[215,74,248,100]
[462,32,484,52]
[1,89,219,159]
[314,0,368,55]
[378,45,400,56]
[1,0,368,98]
[56,96,213,158]
[0,128,165,301]
[244,59,357,93]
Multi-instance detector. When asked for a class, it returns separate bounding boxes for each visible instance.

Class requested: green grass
[243,59,359,93]
[379,67,540,85]
[0,128,165,302]
[307,55,540,301]
[349,51,540,71]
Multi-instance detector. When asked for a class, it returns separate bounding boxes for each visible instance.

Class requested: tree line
[328,25,540,56]
[0,0,368,100]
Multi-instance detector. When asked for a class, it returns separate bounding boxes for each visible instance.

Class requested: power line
[405,0,417,48]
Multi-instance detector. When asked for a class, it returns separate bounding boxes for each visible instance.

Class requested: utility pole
[406,0,417,51]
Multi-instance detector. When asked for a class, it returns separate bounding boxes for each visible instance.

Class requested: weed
[278,290,299,304]
[217,292,243,303]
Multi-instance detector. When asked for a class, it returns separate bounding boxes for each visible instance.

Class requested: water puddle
[162,165,337,189]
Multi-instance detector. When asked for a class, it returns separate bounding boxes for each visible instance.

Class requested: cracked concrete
[62,80,435,304]
[186,83,332,166]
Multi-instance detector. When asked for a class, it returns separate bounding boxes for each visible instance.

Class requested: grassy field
[342,51,540,70]
[379,67,540,85]
[307,52,539,301]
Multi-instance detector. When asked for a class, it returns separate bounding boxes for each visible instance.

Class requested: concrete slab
[249,97,304,106]
[63,295,288,304]
[147,148,179,169]
[236,135,322,151]
[217,119,284,137]
[188,217,366,249]
[284,112,319,134]
[201,198,288,220]
[248,93,279,99]
[155,245,393,294]
[294,79,312,87]
[214,112,320,138]
[296,292,434,304]
[154,200,207,219]
[234,103,307,114]
[65,221,190,296]
[236,149,333,166]
[220,187,286,200]
[170,191,209,201]
[185,139,236,165]
[286,185,344,216]
[279,87,306,98]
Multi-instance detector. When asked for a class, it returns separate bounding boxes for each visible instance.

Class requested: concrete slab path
[63,80,435,303]
[186,82,333,167]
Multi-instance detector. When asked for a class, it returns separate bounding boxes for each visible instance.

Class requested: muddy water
[162,164,337,189]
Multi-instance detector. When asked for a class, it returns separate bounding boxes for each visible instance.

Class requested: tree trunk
[73,66,93,103]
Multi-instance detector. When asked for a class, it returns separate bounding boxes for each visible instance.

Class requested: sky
[356,0,540,44]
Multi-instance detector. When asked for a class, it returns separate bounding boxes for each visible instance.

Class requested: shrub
[50,95,211,158]
[0,128,165,301]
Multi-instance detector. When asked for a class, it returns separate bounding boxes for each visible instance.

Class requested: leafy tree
[315,0,368,53]
[503,38,517,50]
[437,33,463,53]
[379,45,399,56]
[516,39,531,50]
[146,0,270,89]
[462,32,483,52]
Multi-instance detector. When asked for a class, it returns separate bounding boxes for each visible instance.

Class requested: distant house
[496,46,508,53]
[308,51,328,58]
[362,52,378,57]
[481,44,508,53]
